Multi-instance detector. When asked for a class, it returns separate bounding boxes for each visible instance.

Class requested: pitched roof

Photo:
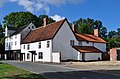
[73,46,102,53]
[22,19,65,44]
[75,33,106,43]
[11,26,27,35]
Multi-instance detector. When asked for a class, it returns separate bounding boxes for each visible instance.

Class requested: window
[6,43,8,47]
[86,41,89,44]
[28,27,30,29]
[47,41,50,48]
[39,42,41,48]
[27,53,30,59]
[27,44,30,50]
[24,45,25,49]
[10,42,13,46]
[15,41,17,45]
[38,52,43,59]
[15,35,17,39]
[32,26,34,29]
[70,40,74,46]
[78,41,82,46]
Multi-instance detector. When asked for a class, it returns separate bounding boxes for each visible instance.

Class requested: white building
[21,18,106,63]
[5,23,35,60]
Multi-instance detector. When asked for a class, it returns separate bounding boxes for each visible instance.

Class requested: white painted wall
[5,23,35,51]
[21,40,52,62]
[53,21,78,60]
[82,41,94,46]
[5,34,21,51]
[94,43,106,52]
[84,53,102,61]
[52,52,60,63]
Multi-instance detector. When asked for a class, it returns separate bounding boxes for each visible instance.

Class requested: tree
[117,28,120,35]
[3,12,40,28]
[0,23,5,53]
[108,31,116,38]
[73,18,107,38]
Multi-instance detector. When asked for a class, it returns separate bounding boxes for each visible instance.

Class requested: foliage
[3,12,55,28]
[73,18,107,38]
[3,12,40,28]
[0,23,4,53]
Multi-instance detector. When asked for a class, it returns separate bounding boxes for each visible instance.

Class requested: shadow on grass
[2,73,46,79]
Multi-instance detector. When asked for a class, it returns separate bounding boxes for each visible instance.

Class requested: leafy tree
[73,18,107,38]
[0,23,5,53]
[117,28,120,35]
[3,12,40,28]
[108,31,116,38]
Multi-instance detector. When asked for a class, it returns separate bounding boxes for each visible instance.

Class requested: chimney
[72,24,75,31]
[94,29,98,37]
[43,17,47,27]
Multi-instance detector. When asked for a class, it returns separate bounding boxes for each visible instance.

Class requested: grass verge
[0,62,46,79]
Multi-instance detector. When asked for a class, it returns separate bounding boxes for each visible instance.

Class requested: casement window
[78,41,82,46]
[70,40,74,46]
[27,44,30,50]
[23,45,25,49]
[38,52,43,59]
[6,43,8,47]
[27,53,30,59]
[32,26,34,29]
[28,27,30,29]
[15,35,17,39]
[86,41,89,44]
[39,42,41,48]
[47,41,50,48]
[15,41,17,45]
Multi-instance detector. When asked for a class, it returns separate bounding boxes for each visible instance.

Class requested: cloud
[0,0,86,14]
[50,14,65,21]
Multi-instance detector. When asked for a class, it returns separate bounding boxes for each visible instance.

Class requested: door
[117,50,120,60]
[82,53,85,61]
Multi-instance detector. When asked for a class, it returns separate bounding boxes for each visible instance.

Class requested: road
[2,60,120,79]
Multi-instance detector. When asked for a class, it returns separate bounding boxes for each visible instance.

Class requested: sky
[0,0,120,32]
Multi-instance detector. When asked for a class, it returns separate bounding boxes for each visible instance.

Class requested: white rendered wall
[84,53,102,61]
[82,41,94,46]
[21,40,52,62]
[5,34,21,51]
[94,43,106,52]
[52,52,60,63]
[53,21,78,60]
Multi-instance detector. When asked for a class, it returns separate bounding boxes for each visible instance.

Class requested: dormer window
[28,27,30,29]
[70,40,74,46]
[32,26,34,29]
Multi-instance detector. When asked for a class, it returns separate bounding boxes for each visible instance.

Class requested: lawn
[0,62,46,79]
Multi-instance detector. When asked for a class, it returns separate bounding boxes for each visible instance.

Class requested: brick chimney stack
[72,24,75,31]
[94,29,98,37]
[44,17,47,27]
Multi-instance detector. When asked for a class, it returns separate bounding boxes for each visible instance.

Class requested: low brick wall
[110,48,117,61]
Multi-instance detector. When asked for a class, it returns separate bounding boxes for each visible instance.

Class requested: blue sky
[0,0,120,32]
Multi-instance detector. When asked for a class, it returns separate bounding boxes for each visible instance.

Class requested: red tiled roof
[22,19,65,44]
[73,46,102,53]
[75,33,106,43]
